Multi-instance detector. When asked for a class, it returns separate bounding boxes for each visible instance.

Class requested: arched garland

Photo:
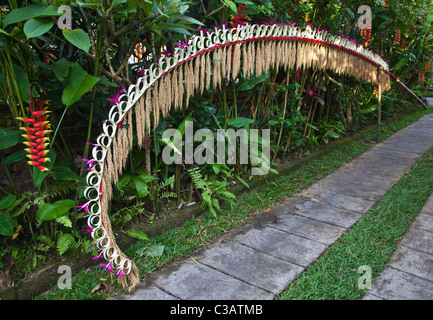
[81,22,393,291]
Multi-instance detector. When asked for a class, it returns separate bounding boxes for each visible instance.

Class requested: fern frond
[46,180,77,198]
[124,229,149,241]
[57,233,74,256]
[37,235,55,248]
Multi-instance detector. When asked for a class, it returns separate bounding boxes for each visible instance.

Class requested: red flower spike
[18,98,51,172]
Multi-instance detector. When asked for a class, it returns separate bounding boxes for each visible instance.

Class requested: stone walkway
[119,108,433,300]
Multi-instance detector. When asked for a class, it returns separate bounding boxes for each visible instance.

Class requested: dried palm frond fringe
[98,38,391,291]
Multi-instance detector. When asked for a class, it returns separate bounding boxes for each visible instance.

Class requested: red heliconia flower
[230,5,249,28]
[382,0,387,7]
[425,61,431,73]
[420,72,425,85]
[361,28,372,47]
[374,86,379,98]
[394,29,401,45]
[17,98,52,172]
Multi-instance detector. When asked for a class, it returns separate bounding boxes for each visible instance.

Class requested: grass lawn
[37,106,433,300]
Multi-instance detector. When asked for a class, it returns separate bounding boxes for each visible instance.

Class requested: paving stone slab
[388,246,433,282]
[377,136,433,154]
[309,178,391,202]
[268,214,346,245]
[328,153,415,179]
[235,226,328,267]
[154,261,273,300]
[300,187,376,214]
[399,228,433,256]
[421,195,433,216]
[358,145,423,160]
[328,163,410,185]
[197,242,304,294]
[364,267,433,300]
[281,195,363,228]
[411,214,433,233]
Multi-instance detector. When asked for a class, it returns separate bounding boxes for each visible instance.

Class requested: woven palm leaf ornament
[82,22,395,291]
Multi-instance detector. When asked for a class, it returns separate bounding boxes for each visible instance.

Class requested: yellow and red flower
[16,99,52,172]
[361,28,371,47]
[230,4,249,27]
[394,29,401,45]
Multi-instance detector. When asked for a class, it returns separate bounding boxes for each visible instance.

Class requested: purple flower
[116,269,124,279]
[107,91,121,105]
[92,253,103,260]
[99,263,113,274]
[161,50,171,58]
[220,21,229,28]
[197,27,209,34]
[81,225,94,234]
[82,158,96,171]
[76,203,90,213]
[176,40,190,49]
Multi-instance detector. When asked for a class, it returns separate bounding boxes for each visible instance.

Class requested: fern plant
[188,167,236,217]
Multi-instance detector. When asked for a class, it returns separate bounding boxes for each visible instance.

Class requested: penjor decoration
[81,22,394,291]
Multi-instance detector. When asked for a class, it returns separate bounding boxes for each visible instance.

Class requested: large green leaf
[0,195,16,210]
[52,58,74,82]
[222,0,237,13]
[144,244,165,257]
[117,174,132,191]
[0,127,23,150]
[238,73,269,91]
[62,29,91,53]
[132,175,150,198]
[2,150,27,165]
[3,5,62,26]
[24,18,54,39]
[13,64,31,103]
[36,199,75,221]
[227,117,255,128]
[62,63,100,108]
[0,214,14,236]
